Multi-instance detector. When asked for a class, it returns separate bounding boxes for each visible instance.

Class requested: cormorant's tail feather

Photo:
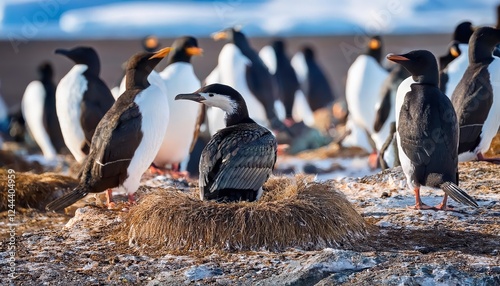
[45,186,88,212]
[441,182,479,208]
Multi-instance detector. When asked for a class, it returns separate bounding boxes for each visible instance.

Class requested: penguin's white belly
[395,76,415,187]
[342,117,373,153]
[346,55,388,135]
[445,44,469,97]
[291,52,308,88]
[119,84,170,195]
[218,44,268,126]
[155,63,200,166]
[56,64,88,163]
[371,91,396,151]
[475,59,500,155]
[292,89,315,127]
[22,80,57,159]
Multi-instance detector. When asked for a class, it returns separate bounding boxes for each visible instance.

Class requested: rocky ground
[1,154,499,285]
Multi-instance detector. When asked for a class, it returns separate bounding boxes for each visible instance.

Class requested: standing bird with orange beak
[152,36,204,176]
[46,47,172,211]
[388,50,478,210]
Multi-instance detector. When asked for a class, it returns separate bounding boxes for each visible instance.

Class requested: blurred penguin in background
[291,45,337,134]
[22,62,66,160]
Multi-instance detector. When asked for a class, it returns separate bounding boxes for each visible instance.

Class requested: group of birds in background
[2,9,499,211]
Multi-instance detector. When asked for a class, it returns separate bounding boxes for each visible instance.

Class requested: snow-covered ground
[1,0,498,39]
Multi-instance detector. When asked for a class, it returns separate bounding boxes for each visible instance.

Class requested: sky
[0,0,498,39]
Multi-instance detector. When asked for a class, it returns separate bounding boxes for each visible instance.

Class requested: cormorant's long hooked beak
[149,47,172,59]
[386,54,410,63]
[175,93,206,103]
[186,47,204,56]
[211,31,228,41]
[54,49,69,55]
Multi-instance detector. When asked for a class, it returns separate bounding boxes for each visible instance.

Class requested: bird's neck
[83,62,100,77]
[412,73,439,86]
[166,52,191,66]
[225,105,251,127]
[469,43,494,65]
[125,69,150,90]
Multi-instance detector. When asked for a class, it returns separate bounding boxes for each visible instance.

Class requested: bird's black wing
[80,77,115,153]
[83,100,143,191]
[398,86,458,168]
[199,125,277,198]
[373,83,392,132]
[451,67,493,154]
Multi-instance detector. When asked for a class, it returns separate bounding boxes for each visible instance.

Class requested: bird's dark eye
[209,93,214,97]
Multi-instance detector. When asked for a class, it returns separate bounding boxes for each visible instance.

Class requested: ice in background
[1,0,498,40]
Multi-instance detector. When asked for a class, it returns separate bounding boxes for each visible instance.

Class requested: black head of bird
[272,39,285,53]
[469,26,500,63]
[55,46,101,75]
[302,46,315,61]
[211,27,247,45]
[439,40,461,70]
[142,35,160,52]
[125,47,171,89]
[453,21,474,44]
[175,84,249,126]
[387,50,439,86]
[366,36,383,63]
[167,36,203,64]
[37,61,54,81]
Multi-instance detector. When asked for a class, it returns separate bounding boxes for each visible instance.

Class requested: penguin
[209,27,288,135]
[21,62,66,160]
[46,47,172,211]
[388,50,478,210]
[259,40,303,125]
[345,36,389,156]
[55,46,115,163]
[438,40,462,94]
[372,63,410,168]
[153,36,203,175]
[439,21,475,96]
[175,84,277,202]
[451,26,500,163]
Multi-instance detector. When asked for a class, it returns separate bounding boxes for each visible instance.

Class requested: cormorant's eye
[209,93,214,97]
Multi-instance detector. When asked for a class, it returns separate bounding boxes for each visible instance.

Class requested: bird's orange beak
[149,47,172,59]
[386,54,409,62]
[186,47,204,56]
[212,31,228,41]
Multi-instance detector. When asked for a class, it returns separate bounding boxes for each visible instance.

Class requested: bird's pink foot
[477,153,500,164]
[434,203,454,211]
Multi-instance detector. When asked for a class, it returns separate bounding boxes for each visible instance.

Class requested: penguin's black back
[272,41,300,118]
[38,63,66,153]
[304,49,335,111]
[399,84,459,187]
[451,62,494,154]
[80,70,115,154]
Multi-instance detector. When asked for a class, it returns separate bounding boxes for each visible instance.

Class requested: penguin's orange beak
[149,47,172,59]
[386,54,409,62]
[186,47,204,56]
[212,31,228,41]
[369,38,380,50]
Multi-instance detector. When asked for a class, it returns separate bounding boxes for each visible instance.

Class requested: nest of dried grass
[118,175,371,253]
[0,168,78,211]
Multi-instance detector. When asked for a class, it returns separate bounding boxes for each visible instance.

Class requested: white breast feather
[120,84,170,195]
[55,64,88,163]
[154,62,201,166]
[22,80,57,159]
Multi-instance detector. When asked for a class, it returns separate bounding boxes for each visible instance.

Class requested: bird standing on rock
[46,47,172,211]
[55,46,115,163]
[176,84,277,202]
[388,50,478,210]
